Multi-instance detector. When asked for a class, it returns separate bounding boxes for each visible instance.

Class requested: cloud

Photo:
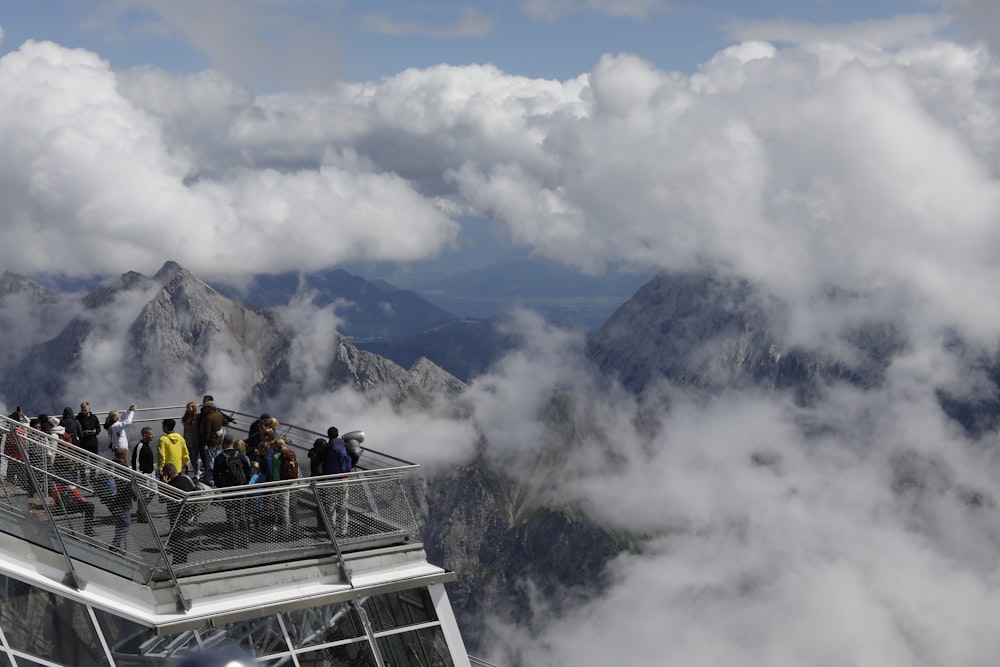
[936,0,1000,55]
[358,7,494,38]
[88,0,345,89]
[0,41,461,283]
[519,0,670,21]
[724,13,951,50]
[458,303,1000,666]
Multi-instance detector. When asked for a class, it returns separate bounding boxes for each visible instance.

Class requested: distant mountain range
[209,258,651,382]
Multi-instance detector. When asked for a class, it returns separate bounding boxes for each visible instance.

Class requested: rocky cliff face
[0,261,464,411]
[585,270,906,402]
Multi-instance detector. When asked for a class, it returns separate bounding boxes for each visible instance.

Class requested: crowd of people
[2,395,357,557]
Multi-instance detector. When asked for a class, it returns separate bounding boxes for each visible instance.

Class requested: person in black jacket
[161,463,196,563]
[59,407,82,447]
[131,427,156,522]
[76,402,102,480]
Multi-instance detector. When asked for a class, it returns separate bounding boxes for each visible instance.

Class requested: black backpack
[222,451,247,486]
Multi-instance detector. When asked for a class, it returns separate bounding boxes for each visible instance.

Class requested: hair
[261,428,276,444]
[273,438,286,451]
[108,410,119,422]
[182,401,198,425]
[115,446,128,460]
[313,437,327,448]
[235,439,246,453]
[265,417,279,430]
[162,462,178,477]
[80,401,90,411]
[37,414,51,434]
[141,426,154,436]
[162,418,176,431]
[327,426,339,439]
[251,461,260,471]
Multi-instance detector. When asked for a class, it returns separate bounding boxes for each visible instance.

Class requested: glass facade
[0,573,458,666]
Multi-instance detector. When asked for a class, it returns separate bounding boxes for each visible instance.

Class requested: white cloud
[725,13,951,50]
[90,0,345,89]
[519,0,670,21]
[358,7,494,38]
[461,309,1000,666]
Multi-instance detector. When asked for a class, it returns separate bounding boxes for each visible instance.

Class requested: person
[269,438,298,535]
[107,405,136,453]
[108,446,136,553]
[181,401,202,481]
[4,410,31,494]
[255,428,276,482]
[213,435,251,547]
[160,463,196,564]
[248,460,265,529]
[198,400,227,485]
[246,413,270,451]
[323,427,353,538]
[58,407,82,447]
[131,427,157,522]
[46,416,65,465]
[36,414,56,464]
[76,402,102,470]
[158,419,190,475]
[50,470,95,536]
[307,437,329,477]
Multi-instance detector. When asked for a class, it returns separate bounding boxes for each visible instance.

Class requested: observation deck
[0,406,474,666]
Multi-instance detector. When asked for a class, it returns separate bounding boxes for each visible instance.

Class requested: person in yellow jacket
[158,418,191,476]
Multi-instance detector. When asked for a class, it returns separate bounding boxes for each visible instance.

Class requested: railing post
[137,476,191,612]
[11,427,84,591]
[311,479,353,587]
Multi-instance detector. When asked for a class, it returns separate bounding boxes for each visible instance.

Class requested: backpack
[95,473,116,504]
[222,451,248,486]
[324,439,352,475]
[279,449,298,480]
[58,432,74,449]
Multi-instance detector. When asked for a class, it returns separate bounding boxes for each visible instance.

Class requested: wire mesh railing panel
[0,414,422,584]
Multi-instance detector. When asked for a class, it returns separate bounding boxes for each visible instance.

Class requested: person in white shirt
[107,404,136,453]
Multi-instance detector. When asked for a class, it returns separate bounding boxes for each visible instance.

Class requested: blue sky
[0,0,953,89]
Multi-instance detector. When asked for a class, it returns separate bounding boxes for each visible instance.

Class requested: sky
[6,1,1000,665]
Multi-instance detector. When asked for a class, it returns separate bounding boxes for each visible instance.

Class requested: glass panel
[296,638,378,666]
[376,626,455,667]
[0,650,13,667]
[363,588,438,633]
[282,602,365,649]
[0,574,108,666]
[197,615,289,658]
[92,609,201,664]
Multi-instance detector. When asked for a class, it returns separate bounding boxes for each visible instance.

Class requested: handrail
[469,656,501,667]
[90,403,415,472]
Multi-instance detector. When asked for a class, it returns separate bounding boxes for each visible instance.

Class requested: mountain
[585,270,905,402]
[214,268,454,341]
[0,261,464,412]
[414,258,653,331]
[358,317,519,383]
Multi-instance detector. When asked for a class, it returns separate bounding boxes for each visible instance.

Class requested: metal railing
[0,411,420,605]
